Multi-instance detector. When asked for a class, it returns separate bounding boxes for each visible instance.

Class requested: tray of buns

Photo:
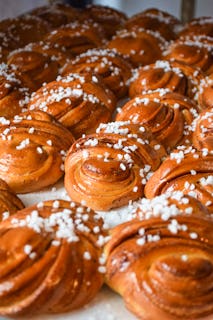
[0,2,212,320]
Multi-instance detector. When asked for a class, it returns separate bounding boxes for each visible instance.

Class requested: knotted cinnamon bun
[124,8,180,41]
[145,146,213,213]
[193,107,213,152]
[28,73,116,139]
[0,199,107,316]
[0,15,50,50]
[83,4,127,39]
[179,16,213,37]
[107,28,168,67]
[8,43,60,91]
[45,20,105,57]
[141,8,182,33]
[129,60,205,104]
[61,48,132,99]
[64,121,165,211]
[105,201,213,320]
[0,63,31,118]
[26,40,73,68]
[0,34,14,63]
[0,178,24,222]
[164,35,213,75]
[29,3,81,30]
[198,74,213,109]
[0,110,74,193]
[116,91,199,151]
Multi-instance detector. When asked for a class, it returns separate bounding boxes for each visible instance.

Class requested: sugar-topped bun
[116,91,199,151]
[45,20,106,57]
[164,35,213,75]
[179,16,213,37]
[64,121,165,211]
[83,4,127,39]
[145,146,213,213]
[28,73,116,139]
[61,48,132,99]
[124,8,182,41]
[129,60,205,105]
[105,194,213,320]
[0,110,74,193]
[107,28,168,67]
[0,199,107,316]
[0,63,32,118]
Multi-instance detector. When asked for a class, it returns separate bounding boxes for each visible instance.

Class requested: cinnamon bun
[0,110,74,193]
[83,4,127,39]
[179,16,213,37]
[0,178,24,222]
[29,3,81,30]
[193,107,213,152]
[64,121,165,211]
[61,48,132,99]
[129,60,205,104]
[8,43,60,91]
[198,74,213,109]
[0,15,50,49]
[145,146,213,213]
[164,35,213,75]
[0,63,31,118]
[107,28,168,67]
[124,8,181,41]
[116,91,199,151]
[45,20,105,57]
[105,204,213,320]
[28,73,116,139]
[0,199,107,316]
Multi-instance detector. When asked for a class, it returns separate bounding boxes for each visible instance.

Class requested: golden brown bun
[164,35,213,75]
[0,199,106,316]
[0,110,74,193]
[179,16,213,37]
[144,147,213,213]
[107,28,168,67]
[105,208,213,320]
[129,60,205,105]
[8,43,60,91]
[193,107,213,152]
[61,48,132,99]
[26,40,73,67]
[45,20,106,57]
[64,121,166,211]
[83,4,127,39]
[0,63,32,118]
[0,15,50,50]
[125,8,181,41]
[29,3,82,29]
[28,73,116,139]
[142,8,182,32]
[198,74,213,109]
[116,91,199,151]
[0,178,24,222]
